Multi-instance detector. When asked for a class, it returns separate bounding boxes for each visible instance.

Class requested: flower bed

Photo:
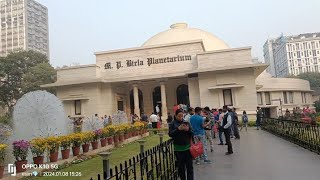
[6,121,148,173]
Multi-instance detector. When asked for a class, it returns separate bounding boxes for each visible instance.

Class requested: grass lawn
[35,134,170,180]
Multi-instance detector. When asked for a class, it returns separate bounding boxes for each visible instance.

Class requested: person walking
[184,107,194,123]
[232,108,240,139]
[223,106,233,155]
[150,112,158,129]
[240,111,248,132]
[190,107,212,164]
[169,109,194,180]
[217,109,224,145]
[203,107,214,152]
[256,107,263,130]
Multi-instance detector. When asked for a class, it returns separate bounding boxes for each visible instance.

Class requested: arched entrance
[152,86,161,114]
[176,84,190,106]
[130,89,144,115]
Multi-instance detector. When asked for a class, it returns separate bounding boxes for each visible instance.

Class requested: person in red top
[173,104,180,113]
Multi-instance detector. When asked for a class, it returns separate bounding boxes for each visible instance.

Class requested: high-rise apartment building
[0,0,49,57]
[263,33,320,77]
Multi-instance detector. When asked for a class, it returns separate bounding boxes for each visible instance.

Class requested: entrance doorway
[152,86,161,114]
[176,84,190,106]
[130,89,144,115]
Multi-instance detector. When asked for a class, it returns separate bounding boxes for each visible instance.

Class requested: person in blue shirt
[190,107,212,164]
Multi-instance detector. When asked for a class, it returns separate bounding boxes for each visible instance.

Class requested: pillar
[160,82,168,121]
[133,84,140,116]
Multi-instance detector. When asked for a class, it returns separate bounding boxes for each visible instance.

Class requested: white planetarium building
[42,23,313,120]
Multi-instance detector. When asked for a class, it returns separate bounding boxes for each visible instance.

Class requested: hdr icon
[8,164,16,176]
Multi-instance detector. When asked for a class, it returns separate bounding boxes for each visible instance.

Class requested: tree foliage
[0,50,56,114]
[289,72,320,88]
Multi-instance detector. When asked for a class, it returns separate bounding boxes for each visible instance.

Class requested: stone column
[160,82,168,121]
[133,84,140,116]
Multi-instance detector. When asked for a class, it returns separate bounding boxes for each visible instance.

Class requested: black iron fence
[91,139,178,180]
[261,118,320,154]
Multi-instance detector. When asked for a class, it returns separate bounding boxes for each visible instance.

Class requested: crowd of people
[168,105,250,180]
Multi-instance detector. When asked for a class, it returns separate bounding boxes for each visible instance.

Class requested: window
[257,92,263,105]
[223,89,233,106]
[283,92,288,104]
[289,92,293,103]
[265,92,271,105]
[74,100,81,115]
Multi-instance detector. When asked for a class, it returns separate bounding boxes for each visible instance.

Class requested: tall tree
[0,50,56,114]
[289,72,320,88]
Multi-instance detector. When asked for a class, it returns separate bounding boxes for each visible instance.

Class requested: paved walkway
[194,128,320,180]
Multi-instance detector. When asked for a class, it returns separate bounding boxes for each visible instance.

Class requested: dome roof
[257,71,273,79]
[142,23,230,51]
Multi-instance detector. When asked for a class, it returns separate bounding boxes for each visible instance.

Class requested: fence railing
[261,118,320,154]
[91,139,178,180]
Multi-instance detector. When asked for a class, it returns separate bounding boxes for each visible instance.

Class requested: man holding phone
[190,107,212,164]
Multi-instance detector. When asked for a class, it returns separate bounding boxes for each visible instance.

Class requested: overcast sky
[37,0,320,67]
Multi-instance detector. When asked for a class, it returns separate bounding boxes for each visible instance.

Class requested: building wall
[264,33,320,77]
[56,65,100,82]
[95,42,204,81]
[0,0,49,57]
[188,77,201,107]
[197,68,258,115]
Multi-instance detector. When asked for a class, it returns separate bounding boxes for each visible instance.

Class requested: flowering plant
[30,138,47,157]
[46,136,60,154]
[13,140,30,161]
[59,135,72,150]
[134,121,145,130]
[0,144,7,165]
[106,125,115,136]
[93,129,103,141]
[70,133,83,147]
[101,128,110,138]
[82,132,94,144]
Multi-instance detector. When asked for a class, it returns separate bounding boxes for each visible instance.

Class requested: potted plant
[30,138,47,165]
[100,128,109,147]
[113,126,120,144]
[59,135,71,159]
[123,124,130,139]
[82,132,93,153]
[105,127,113,145]
[91,130,101,150]
[46,136,60,162]
[12,140,30,173]
[118,125,125,142]
[0,144,7,178]
[70,133,83,156]
[107,126,115,144]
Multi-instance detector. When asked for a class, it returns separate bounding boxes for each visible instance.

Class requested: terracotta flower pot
[100,138,107,147]
[107,137,113,145]
[119,134,124,142]
[72,146,80,156]
[50,151,59,162]
[82,143,90,153]
[128,132,132,138]
[124,133,129,139]
[91,141,99,150]
[15,160,27,173]
[0,166,4,178]
[113,135,119,143]
[61,149,70,159]
[33,156,44,165]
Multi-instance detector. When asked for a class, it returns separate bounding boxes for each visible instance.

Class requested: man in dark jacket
[169,109,194,180]
[223,106,233,155]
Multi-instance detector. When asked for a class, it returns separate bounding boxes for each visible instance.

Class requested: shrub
[59,135,72,150]
[46,136,60,153]
[30,138,47,157]
[0,144,7,165]
[13,140,30,161]
[70,133,83,147]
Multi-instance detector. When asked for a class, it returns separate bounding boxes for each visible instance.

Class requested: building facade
[263,33,320,77]
[0,0,49,57]
[256,71,313,118]
[42,23,313,121]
